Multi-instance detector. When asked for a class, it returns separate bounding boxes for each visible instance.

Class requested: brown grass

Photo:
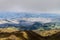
[0,28,28,40]
[33,29,60,36]
[0,28,60,40]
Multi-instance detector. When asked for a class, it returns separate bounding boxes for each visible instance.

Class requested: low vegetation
[0,27,60,40]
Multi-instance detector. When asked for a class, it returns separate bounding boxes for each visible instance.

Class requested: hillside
[0,28,60,40]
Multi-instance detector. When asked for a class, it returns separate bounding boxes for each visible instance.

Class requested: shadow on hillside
[45,32,60,40]
[0,31,27,40]
[0,31,60,40]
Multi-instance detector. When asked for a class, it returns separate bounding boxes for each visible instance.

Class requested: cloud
[0,0,60,13]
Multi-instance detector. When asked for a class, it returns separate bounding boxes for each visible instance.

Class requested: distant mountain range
[0,12,60,19]
[0,18,59,30]
[0,12,59,30]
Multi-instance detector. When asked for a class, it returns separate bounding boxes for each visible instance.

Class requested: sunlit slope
[0,28,60,40]
[0,28,28,40]
[33,29,60,36]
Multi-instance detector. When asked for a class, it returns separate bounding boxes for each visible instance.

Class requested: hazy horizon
[0,0,60,14]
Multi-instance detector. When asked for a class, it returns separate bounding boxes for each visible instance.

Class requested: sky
[0,0,60,13]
